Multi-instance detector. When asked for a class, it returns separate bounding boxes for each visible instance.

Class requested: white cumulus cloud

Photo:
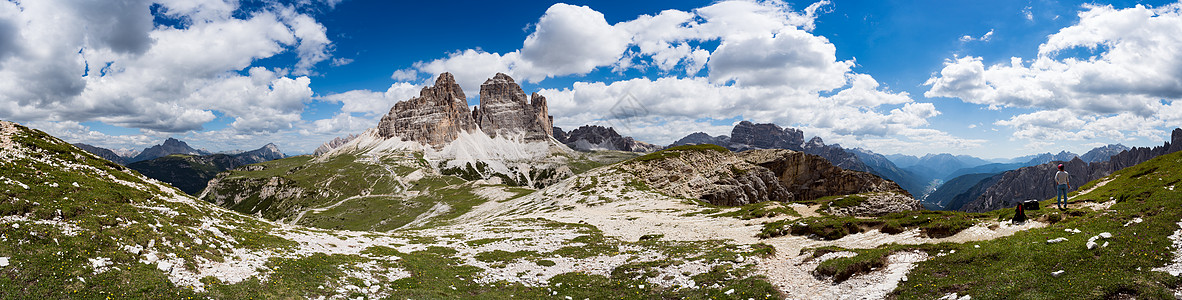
[926,3,1182,144]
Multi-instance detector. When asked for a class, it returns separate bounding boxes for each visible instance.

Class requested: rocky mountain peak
[371,72,556,149]
[1172,128,1182,153]
[473,73,553,142]
[377,72,479,147]
[670,132,728,147]
[1081,144,1129,163]
[163,137,184,147]
[130,137,208,163]
[728,121,804,151]
[805,136,825,148]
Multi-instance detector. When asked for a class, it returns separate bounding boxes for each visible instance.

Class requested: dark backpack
[1022,200,1040,211]
[1013,204,1027,223]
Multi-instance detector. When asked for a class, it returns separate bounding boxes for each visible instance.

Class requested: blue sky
[2,0,1180,158]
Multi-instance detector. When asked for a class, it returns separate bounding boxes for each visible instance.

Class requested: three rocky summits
[376,72,554,148]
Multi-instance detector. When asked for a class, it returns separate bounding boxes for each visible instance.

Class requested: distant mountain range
[959,132,1181,212]
[924,143,1135,211]
[127,143,286,195]
[130,137,211,163]
[74,139,287,195]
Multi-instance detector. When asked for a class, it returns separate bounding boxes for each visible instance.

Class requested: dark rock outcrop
[741,149,910,201]
[130,138,210,163]
[552,127,568,143]
[553,125,660,152]
[728,121,804,151]
[670,132,728,147]
[472,73,553,142]
[377,73,479,147]
[668,122,922,197]
[623,146,916,209]
[961,128,1182,213]
[801,136,870,173]
[73,143,128,165]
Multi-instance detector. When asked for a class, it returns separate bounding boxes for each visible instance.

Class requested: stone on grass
[1051,270,1065,277]
[1047,237,1068,244]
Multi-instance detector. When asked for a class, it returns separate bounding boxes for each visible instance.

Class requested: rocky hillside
[553,125,660,152]
[313,134,358,156]
[617,145,916,212]
[129,137,210,163]
[961,128,1182,213]
[670,121,927,198]
[12,118,1182,299]
[670,121,873,172]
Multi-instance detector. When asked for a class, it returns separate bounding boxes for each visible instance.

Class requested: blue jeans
[1057,184,1069,208]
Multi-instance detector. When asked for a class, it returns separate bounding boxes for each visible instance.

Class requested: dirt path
[290,153,408,225]
[1072,177,1113,200]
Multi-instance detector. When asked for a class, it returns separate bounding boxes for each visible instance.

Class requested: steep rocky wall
[623,146,916,209]
[740,149,910,201]
[377,73,478,147]
[473,73,552,142]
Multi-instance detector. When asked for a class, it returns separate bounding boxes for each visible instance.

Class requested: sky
[1,0,1181,159]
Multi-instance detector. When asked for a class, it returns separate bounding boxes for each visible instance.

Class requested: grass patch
[760,210,988,240]
[630,144,729,163]
[711,201,801,220]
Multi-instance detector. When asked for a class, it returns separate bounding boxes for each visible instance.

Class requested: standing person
[1054,164,1070,210]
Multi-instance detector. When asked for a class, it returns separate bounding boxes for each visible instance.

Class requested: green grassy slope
[0,122,789,299]
[824,151,1182,299]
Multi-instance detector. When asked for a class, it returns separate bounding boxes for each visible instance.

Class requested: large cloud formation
[385,0,977,153]
[925,3,1182,143]
[0,0,333,150]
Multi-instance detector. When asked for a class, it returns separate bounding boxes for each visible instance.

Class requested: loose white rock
[0,257,9,267]
[1047,238,1068,244]
[1099,232,1112,239]
[1051,270,1065,277]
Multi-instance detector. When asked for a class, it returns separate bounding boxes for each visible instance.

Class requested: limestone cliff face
[472,73,553,142]
[623,147,790,206]
[740,149,910,201]
[375,72,556,148]
[377,73,478,147]
[623,146,917,210]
